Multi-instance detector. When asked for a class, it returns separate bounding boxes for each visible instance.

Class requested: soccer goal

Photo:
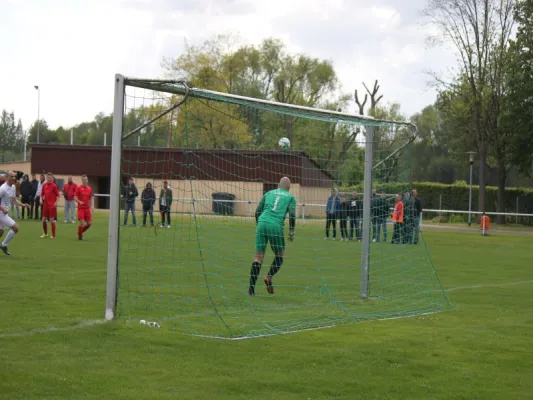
[105,74,450,339]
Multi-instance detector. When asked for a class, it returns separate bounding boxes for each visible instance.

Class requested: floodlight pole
[34,85,40,144]
[105,74,125,321]
[360,125,375,299]
[467,152,476,226]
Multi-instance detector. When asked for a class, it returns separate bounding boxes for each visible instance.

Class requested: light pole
[467,151,476,226]
[34,85,40,144]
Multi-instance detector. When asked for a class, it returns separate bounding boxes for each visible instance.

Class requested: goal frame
[104,73,418,320]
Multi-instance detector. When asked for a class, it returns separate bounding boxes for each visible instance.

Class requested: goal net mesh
[115,79,450,339]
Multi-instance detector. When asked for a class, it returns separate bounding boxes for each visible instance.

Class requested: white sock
[2,230,15,247]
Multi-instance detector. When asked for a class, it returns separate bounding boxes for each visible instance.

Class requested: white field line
[444,279,533,292]
[0,319,105,339]
[1,280,531,339]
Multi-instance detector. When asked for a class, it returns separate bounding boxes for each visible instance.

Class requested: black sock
[267,256,283,278]
[249,262,261,288]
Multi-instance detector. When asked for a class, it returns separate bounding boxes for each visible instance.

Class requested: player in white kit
[0,171,30,255]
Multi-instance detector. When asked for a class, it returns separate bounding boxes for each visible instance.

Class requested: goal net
[105,75,450,339]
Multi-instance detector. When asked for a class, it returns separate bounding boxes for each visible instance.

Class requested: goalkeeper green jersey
[256,188,297,227]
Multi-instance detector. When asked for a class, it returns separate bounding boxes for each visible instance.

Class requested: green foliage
[502,0,533,177]
[0,110,25,162]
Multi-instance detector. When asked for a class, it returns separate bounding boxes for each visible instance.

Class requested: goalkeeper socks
[1,230,15,246]
[51,222,56,237]
[249,262,262,288]
[42,221,48,235]
[267,256,283,278]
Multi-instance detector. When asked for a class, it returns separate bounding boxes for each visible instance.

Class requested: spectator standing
[403,191,415,244]
[20,175,33,220]
[373,192,389,242]
[62,177,78,223]
[391,194,404,244]
[348,191,363,241]
[339,193,349,241]
[159,180,173,228]
[325,188,340,240]
[29,174,38,219]
[412,189,422,244]
[34,174,44,220]
[371,189,377,240]
[141,182,156,227]
[123,178,138,226]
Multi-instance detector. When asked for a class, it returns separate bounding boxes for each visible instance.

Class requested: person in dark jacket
[412,189,422,244]
[159,180,173,228]
[122,177,138,226]
[373,192,389,242]
[325,188,340,240]
[348,191,363,241]
[141,182,156,227]
[338,193,350,241]
[29,174,39,219]
[20,175,33,220]
[403,191,415,243]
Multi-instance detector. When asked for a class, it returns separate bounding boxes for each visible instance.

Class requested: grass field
[1,214,532,399]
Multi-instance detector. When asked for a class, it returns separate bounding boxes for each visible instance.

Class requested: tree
[503,0,533,176]
[410,105,453,183]
[424,0,515,213]
[0,110,18,162]
[163,35,339,148]
[28,119,58,145]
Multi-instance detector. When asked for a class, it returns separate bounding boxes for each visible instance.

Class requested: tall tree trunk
[496,165,507,225]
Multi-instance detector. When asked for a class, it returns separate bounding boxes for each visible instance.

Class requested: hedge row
[340,181,533,225]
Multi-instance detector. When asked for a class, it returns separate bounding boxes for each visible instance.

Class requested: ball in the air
[278,137,290,150]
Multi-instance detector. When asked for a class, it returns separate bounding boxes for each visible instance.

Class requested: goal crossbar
[122,75,416,128]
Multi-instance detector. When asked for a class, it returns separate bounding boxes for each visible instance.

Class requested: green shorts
[255,222,285,253]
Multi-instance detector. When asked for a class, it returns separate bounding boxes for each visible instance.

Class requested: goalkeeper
[249,177,296,296]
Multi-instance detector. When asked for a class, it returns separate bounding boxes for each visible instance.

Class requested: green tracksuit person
[249,177,296,296]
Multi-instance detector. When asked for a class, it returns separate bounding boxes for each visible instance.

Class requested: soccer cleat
[40,234,48,239]
[51,236,56,240]
[324,237,329,240]
[167,225,171,228]
[0,245,10,255]
[264,276,274,294]
[248,286,255,296]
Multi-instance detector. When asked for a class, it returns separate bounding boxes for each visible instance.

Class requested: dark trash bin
[212,192,236,215]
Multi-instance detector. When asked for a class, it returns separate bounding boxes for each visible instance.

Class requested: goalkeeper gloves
[288,229,295,241]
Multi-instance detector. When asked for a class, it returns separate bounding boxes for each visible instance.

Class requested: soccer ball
[278,137,290,150]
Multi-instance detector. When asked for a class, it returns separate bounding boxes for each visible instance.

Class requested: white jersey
[0,182,15,212]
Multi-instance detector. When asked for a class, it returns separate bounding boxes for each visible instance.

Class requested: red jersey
[42,182,60,208]
[75,185,93,209]
[63,182,78,201]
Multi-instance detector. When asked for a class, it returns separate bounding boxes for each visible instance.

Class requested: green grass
[1,214,532,399]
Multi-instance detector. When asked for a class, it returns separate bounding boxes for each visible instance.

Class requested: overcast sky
[0,0,456,131]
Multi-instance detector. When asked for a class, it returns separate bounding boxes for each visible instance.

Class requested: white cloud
[0,0,457,131]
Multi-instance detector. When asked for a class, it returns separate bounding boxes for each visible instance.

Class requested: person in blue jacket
[325,188,340,240]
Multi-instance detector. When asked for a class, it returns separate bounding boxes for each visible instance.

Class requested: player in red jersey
[40,172,60,239]
[74,174,93,240]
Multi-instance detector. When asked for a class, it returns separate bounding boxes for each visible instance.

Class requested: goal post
[105,75,450,338]
[105,74,125,321]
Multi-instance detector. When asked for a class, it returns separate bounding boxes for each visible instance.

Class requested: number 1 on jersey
[272,196,280,211]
